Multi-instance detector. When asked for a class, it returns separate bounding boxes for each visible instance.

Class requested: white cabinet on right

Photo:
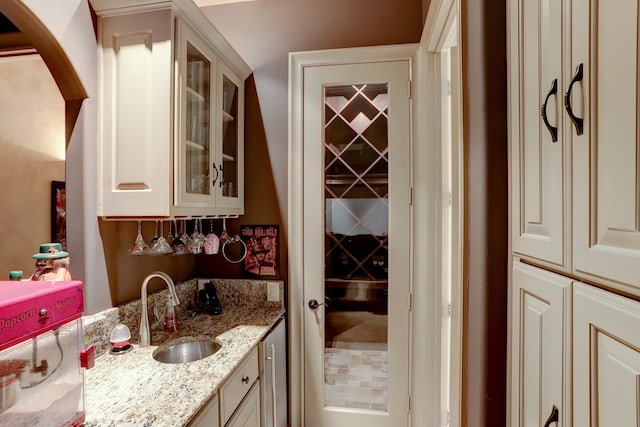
[509,0,640,293]
[510,261,571,427]
[573,283,640,426]
[508,0,567,271]
[571,0,640,294]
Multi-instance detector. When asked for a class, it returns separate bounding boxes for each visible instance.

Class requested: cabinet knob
[241,375,250,384]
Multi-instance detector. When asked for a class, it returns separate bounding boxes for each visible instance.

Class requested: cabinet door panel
[510,0,567,268]
[226,381,260,427]
[573,0,640,292]
[574,283,640,426]
[190,395,219,427]
[175,20,217,210]
[511,261,571,427]
[215,63,244,212]
[98,10,172,216]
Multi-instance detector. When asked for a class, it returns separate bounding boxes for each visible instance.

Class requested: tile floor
[324,347,388,412]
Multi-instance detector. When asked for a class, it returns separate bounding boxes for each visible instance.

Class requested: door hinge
[408,292,412,312]
[443,303,451,318]
[409,186,413,205]
[442,410,450,426]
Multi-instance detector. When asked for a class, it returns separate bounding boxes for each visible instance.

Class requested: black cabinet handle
[241,375,250,384]
[543,405,559,427]
[219,164,224,188]
[541,79,558,142]
[564,63,584,135]
[211,163,219,187]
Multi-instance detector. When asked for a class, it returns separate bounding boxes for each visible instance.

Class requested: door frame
[413,0,463,425]
[288,44,418,427]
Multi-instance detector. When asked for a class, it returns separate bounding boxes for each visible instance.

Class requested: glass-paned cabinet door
[216,62,244,209]
[176,21,216,207]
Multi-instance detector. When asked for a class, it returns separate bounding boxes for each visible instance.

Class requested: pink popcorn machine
[0,280,93,426]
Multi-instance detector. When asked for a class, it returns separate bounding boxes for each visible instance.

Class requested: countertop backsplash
[83,278,284,358]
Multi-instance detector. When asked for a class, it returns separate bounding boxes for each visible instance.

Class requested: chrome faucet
[139,271,180,347]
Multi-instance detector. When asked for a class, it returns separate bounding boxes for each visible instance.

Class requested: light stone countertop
[83,280,284,427]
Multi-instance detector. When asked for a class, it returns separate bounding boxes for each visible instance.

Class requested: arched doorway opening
[0,1,114,313]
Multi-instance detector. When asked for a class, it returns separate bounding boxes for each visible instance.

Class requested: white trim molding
[414,0,463,426]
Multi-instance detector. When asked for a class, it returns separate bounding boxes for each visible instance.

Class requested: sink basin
[152,340,221,364]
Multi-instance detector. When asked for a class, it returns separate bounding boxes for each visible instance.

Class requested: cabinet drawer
[220,347,259,424]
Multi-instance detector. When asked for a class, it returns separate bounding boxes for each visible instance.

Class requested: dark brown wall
[461,0,508,426]
[99,220,196,305]
[195,76,286,282]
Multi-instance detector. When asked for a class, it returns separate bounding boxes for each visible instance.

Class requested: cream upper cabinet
[571,0,640,294]
[574,283,640,427]
[509,0,569,271]
[92,0,250,218]
[510,261,571,427]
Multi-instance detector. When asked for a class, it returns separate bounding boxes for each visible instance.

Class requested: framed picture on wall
[51,181,66,250]
[240,225,279,278]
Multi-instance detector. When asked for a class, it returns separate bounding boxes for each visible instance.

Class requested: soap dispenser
[163,294,179,333]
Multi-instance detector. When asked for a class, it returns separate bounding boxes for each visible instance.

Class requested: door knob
[308,298,329,310]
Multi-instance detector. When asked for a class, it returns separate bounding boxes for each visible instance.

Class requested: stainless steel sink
[152,340,221,364]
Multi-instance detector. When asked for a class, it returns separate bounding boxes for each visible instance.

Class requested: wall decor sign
[240,225,279,278]
[51,181,66,250]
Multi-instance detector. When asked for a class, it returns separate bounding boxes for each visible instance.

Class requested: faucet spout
[139,271,181,347]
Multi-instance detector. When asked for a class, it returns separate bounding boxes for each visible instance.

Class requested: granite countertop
[83,279,285,427]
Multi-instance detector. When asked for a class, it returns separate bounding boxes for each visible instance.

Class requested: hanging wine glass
[149,220,160,248]
[171,219,189,255]
[165,220,174,246]
[188,218,204,254]
[219,218,230,243]
[129,221,149,255]
[149,220,173,255]
[180,219,194,252]
[204,219,220,255]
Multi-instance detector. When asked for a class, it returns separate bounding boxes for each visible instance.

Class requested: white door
[574,283,640,426]
[302,60,411,426]
[572,0,640,293]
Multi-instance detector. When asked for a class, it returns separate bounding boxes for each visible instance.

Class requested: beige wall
[202,0,425,229]
[3,1,426,310]
[0,55,65,277]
